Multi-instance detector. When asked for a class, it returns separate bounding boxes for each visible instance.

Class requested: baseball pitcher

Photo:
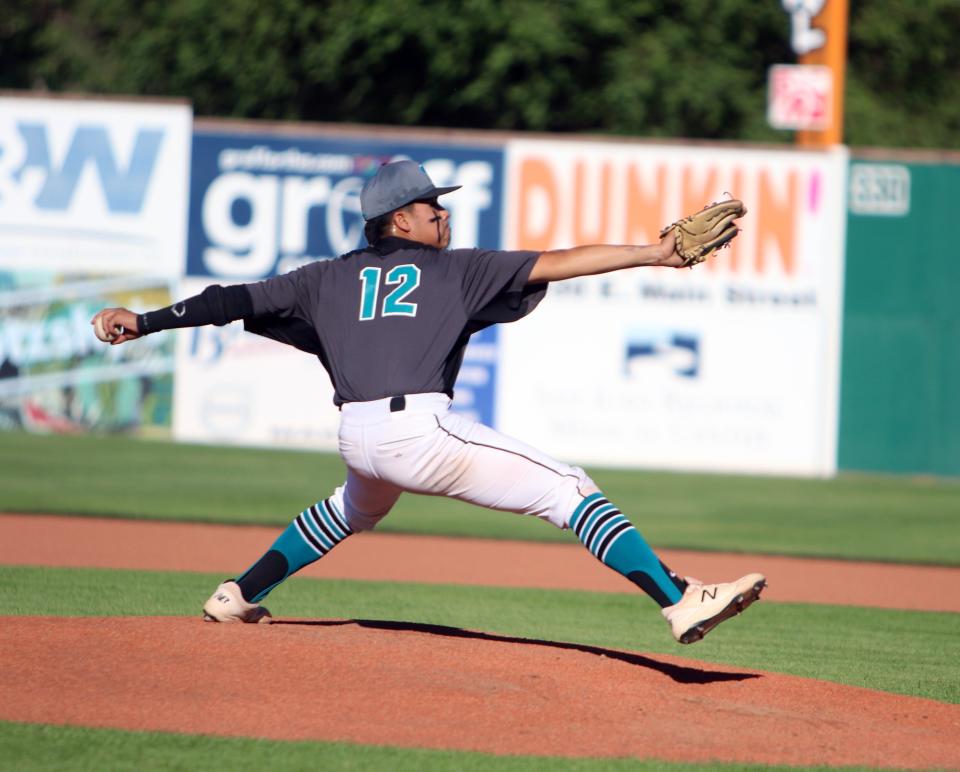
[93,160,762,644]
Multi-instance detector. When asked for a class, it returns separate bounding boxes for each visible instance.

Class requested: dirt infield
[3,514,959,611]
[4,513,960,766]
[3,616,959,768]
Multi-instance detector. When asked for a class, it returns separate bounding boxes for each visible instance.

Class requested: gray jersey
[245,237,544,405]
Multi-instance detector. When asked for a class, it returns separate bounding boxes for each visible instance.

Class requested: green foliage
[845,0,960,148]
[0,0,51,89]
[5,0,957,148]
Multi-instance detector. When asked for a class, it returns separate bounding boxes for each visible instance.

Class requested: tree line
[2,0,958,149]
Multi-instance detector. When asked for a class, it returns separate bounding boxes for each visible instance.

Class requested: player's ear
[391,209,412,235]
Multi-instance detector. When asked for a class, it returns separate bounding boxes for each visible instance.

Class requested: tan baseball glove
[660,199,747,267]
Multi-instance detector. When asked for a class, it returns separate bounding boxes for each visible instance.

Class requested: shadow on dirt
[273,618,760,685]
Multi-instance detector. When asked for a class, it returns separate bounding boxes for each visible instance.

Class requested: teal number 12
[358,265,421,320]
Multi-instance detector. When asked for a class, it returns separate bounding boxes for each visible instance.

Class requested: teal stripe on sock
[320,504,348,540]
[570,492,604,531]
[588,515,628,555]
[271,519,323,571]
[325,499,352,534]
[569,493,684,607]
[303,507,335,551]
[581,504,618,543]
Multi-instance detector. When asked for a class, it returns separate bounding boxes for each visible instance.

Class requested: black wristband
[138,285,254,334]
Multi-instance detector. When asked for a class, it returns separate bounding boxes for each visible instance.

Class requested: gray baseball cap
[360,160,461,221]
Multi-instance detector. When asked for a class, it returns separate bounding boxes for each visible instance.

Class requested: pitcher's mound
[2,616,957,768]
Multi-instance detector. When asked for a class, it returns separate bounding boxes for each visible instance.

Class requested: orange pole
[796,0,849,147]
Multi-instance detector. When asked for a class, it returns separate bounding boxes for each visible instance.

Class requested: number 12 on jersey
[358,264,421,320]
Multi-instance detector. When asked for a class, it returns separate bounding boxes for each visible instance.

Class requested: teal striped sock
[570,492,686,607]
[236,498,353,603]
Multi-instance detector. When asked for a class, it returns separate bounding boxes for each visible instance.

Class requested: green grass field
[2,430,959,770]
[2,432,959,563]
[0,722,875,772]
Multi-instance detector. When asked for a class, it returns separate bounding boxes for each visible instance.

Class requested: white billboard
[0,96,192,276]
[500,139,848,476]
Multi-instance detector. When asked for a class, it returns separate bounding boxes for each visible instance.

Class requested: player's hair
[363,203,416,246]
[363,213,393,245]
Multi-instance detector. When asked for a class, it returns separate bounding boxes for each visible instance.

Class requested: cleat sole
[201,609,272,624]
[678,578,766,644]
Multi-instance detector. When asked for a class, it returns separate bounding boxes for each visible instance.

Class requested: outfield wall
[838,157,960,476]
[3,92,954,477]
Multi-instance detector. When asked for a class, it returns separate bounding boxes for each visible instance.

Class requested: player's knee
[579,476,600,498]
[335,488,390,533]
[343,509,387,532]
[546,466,599,530]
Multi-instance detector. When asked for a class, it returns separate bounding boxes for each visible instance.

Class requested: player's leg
[566,490,764,643]
[376,409,689,607]
[379,408,764,643]
[201,469,401,623]
[233,487,360,603]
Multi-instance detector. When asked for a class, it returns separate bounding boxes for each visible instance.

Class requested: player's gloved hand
[660,198,747,267]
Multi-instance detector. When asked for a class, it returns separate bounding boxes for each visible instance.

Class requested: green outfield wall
[839,157,960,476]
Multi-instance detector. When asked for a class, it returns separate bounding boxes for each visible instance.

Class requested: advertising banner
[0,271,175,434]
[177,134,506,448]
[0,96,192,276]
[499,139,848,476]
[187,130,504,278]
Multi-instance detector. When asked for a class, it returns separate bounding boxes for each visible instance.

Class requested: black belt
[389,395,406,412]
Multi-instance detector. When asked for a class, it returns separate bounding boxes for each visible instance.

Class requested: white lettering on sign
[848,164,910,216]
[202,172,280,278]
[199,159,494,279]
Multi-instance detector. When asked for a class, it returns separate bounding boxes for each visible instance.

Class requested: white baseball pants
[331,393,599,532]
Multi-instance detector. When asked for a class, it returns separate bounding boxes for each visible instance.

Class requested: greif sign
[186,129,505,279]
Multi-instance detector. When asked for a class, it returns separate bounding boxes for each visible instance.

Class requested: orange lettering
[724,167,746,272]
[757,170,798,274]
[573,161,612,244]
[681,167,719,220]
[682,167,719,272]
[624,164,666,245]
[516,158,558,250]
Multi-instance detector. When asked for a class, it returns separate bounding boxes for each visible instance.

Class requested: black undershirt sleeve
[137,284,255,335]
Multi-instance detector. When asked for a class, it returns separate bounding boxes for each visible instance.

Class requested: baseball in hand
[93,316,122,342]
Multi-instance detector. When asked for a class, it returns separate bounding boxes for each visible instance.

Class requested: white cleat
[662,573,766,644]
[202,580,272,624]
